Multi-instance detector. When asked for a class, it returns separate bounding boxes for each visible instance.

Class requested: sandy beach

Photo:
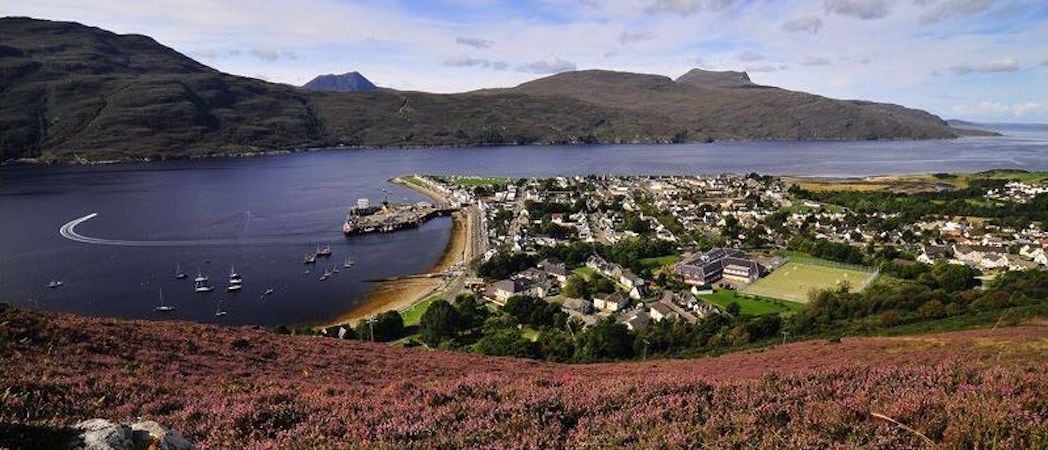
[320,176,470,327]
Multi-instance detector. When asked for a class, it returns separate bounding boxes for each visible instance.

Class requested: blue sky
[4,0,1047,122]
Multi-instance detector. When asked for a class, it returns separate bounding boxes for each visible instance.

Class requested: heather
[2,305,1047,449]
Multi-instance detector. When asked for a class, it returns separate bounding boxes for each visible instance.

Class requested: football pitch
[741,261,876,303]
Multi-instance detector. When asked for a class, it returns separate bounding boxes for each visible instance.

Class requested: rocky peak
[302,71,377,92]
[675,69,755,88]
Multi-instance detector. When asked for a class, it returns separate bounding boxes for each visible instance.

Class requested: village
[396,172,1048,334]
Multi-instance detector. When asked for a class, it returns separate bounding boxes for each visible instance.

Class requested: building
[674,248,765,286]
[593,292,629,312]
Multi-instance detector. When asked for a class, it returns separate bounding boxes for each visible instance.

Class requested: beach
[321,176,470,327]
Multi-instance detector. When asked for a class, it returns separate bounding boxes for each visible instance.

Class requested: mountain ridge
[0,17,979,163]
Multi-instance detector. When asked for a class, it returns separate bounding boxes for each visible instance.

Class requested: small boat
[194,271,208,283]
[263,289,274,296]
[154,289,175,312]
[214,299,228,317]
[319,267,332,281]
[175,264,187,279]
[316,244,333,257]
[47,280,64,289]
[194,277,214,293]
[343,256,354,268]
[303,253,317,265]
[227,266,243,291]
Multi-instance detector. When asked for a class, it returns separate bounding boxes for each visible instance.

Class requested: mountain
[301,71,377,92]
[2,304,1045,448]
[495,69,961,141]
[0,18,974,163]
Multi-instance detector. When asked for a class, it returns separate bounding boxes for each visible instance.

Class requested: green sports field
[741,261,876,303]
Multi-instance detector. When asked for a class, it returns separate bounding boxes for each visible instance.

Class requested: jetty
[342,184,458,235]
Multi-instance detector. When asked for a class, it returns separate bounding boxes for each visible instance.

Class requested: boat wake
[58,213,289,247]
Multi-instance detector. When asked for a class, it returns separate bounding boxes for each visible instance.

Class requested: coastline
[319,176,468,327]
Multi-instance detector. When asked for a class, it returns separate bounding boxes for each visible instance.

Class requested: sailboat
[154,289,175,312]
[214,298,228,317]
[47,280,64,289]
[303,252,317,265]
[319,265,333,281]
[343,256,354,268]
[194,273,214,293]
[316,243,333,257]
[174,264,187,279]
[227,265,243,291]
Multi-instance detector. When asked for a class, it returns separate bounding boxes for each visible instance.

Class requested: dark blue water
[1,135,1045,326]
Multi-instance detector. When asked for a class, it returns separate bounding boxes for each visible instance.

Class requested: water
[1,134,1045,326]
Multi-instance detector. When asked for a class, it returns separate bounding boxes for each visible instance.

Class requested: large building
[674,248,765,286]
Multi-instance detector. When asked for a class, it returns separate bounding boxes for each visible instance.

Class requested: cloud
[957,101,1046,117]
[644,0,738,16]
[802,56,833,66]
[781,16,823,33]
[516,56,577,74]
[455,37,494,49]
[919,0,994,24]
[618,31,654,45]
[746,64,788,73]
[736,51,763,62]
[191,49,241,60]
[824,0,894,20]
[249,48,297,61]
[443,56,508,70]
[949,57,1018,75]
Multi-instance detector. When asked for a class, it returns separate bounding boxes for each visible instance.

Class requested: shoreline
[318,176,467,327]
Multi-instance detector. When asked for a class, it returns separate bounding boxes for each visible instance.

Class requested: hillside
[2,304,1046,449]
[495,69,962,141]
[302,71,377,92]
[0,17,973,163]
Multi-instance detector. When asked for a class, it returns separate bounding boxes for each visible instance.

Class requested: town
[324,171,1047,361]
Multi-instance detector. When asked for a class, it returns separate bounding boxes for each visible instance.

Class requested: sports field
[741,261,876,303]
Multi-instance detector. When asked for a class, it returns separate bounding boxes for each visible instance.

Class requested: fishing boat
[343,256,354,268]
[316,243,333,257]
[47,280,64,289]
[175,264,187,279]
[227,266,243,291]
[154,289,175,312]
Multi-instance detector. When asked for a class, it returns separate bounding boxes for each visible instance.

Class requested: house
[618,270,645,290]
[649,302,676,322]
[561,297,594,314]
[917,245,951,265]
[537,258,569,282]
[674,248,765,286]
[593,292,628,312]
[489,279,526,303]
[623,310,650,331]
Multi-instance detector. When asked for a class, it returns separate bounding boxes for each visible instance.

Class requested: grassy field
[573,266,597,280]
[638,255,681,271]
[742,261,875,303]
[450,176,511,187]
[699,290,805,316]
[792,170,1047,194]
[401,292,443,326]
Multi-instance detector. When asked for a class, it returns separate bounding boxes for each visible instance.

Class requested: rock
[66,419,193,450]
[69,419,133,450]
[130,420,194,450]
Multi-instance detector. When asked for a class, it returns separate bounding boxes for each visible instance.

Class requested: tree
[562,275,592,299]
[419,300,461,346]
[537,330,575,362]
[474,329,538,358]
[930,261,976,292]
[575,318,635,361]
[454,294,489,332]
[725,302,741,317]
[357,310,405,342]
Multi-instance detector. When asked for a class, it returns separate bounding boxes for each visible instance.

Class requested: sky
[4,0,1047,123]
